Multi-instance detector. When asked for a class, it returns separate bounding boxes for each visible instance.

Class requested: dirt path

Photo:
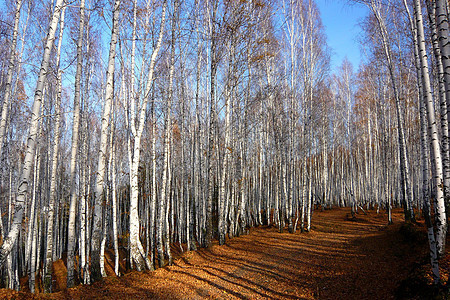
[1,208,430,299]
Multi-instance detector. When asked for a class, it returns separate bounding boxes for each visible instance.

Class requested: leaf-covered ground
[1,207,448,299]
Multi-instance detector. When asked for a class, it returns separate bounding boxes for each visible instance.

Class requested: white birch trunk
[44,5,66,292]
[91,0,121,281]
[419,84,440,283]
[435,0,450,135]
[0,0,22,153]
[66,0,86,287]
[28,150,40,293]
[79,128,89,284]
[426,1,450,203]
[0,0,65,267]
[218,36,235,245]
[205,0,218,248]
[111,123,119,276]
[128,0,166,271]
[413,0,447,256]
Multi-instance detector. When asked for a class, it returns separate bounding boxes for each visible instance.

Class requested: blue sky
[316,0,369,72]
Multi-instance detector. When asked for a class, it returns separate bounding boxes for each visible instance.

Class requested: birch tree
[205,0,219,248]
[412,0,447,257]
[66,0,86,287]
[44,3,66,292]
[0,0,65,267]
[128,0,167,270]
[91,0,121,282]
[0,0,22,155]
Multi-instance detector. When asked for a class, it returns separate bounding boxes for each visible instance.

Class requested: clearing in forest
[0,207,446,299]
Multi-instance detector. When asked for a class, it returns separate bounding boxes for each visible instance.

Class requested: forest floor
[1,207,449,299]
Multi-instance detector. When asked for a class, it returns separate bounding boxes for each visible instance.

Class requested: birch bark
[130,0,167,270]
[413,0,447,256]
[91,0,121,281]
[66,0,86,287]
[426,1,450,201]
[44,5,66,292]
[419,83,440,284]
[205,0,218,248]
[0,0,22,153]
[0,0,65,267]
